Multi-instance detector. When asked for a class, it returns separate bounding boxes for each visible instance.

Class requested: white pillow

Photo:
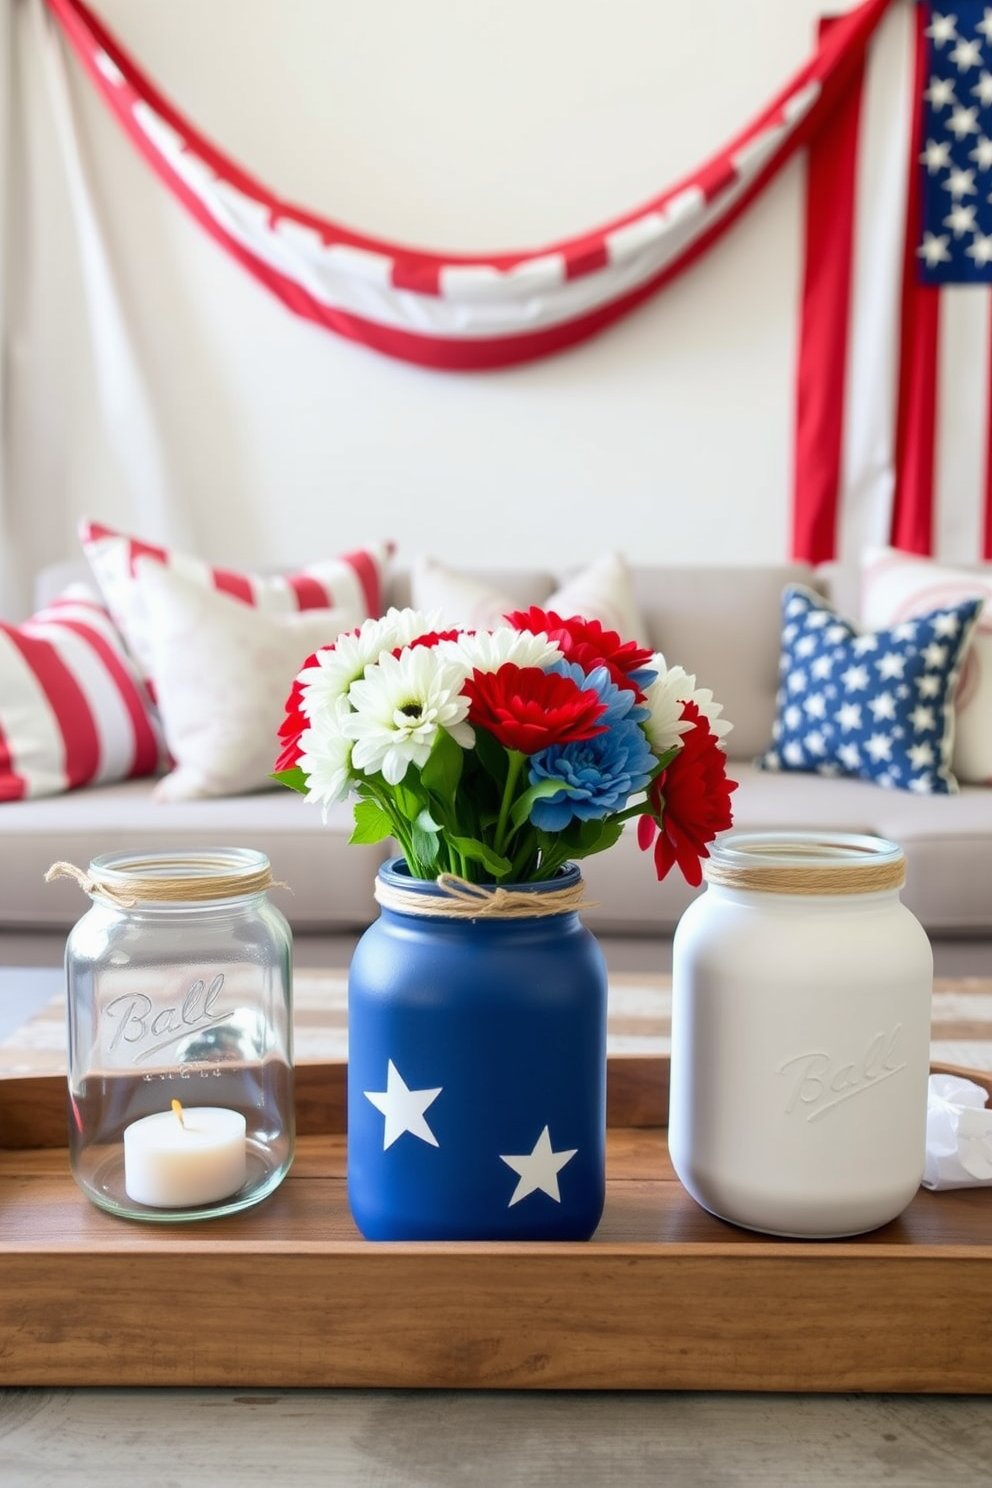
[548,552,646,643]
[860,547,992,785]
[136,559,357,800]
[410,551,647,641]
[410,557,520,630]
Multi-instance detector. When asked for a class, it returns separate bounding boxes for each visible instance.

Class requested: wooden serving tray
[1,1058,991,1392]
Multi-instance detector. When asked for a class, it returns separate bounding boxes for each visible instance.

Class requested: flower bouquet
[273,604,737,887]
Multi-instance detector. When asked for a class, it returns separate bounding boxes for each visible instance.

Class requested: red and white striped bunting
[43,0,894,371]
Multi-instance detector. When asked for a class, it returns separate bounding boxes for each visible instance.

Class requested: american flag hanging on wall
[795,1,992,565]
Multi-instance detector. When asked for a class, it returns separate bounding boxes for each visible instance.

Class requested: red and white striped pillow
[0,587,162,801]
[78,519,393,688]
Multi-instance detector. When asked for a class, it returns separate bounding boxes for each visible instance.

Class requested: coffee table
[2,964,991,1392]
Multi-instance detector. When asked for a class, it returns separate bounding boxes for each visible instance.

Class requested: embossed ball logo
[777,1025,906,1122]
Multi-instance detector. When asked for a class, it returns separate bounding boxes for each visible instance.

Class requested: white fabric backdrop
[0,0,12,610]
[2,0,855,621]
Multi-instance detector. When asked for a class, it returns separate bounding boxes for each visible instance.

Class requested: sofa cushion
[626,563,821,762]
[578,762,992,937]
[5,762,992,938]
[0,778,383,932]
[410,557,520,630]
[860,546,992,786]
[409,552,646,640]
[78,518,392,689]
[758,583,981,794]
[543,552,648,643]
[137,559,357,800]
[0,587,161,801]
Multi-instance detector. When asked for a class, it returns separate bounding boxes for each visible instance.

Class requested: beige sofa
[4,561,992,954]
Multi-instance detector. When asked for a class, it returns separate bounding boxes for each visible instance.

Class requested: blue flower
[547,661,652,725]
[528,663,657,830]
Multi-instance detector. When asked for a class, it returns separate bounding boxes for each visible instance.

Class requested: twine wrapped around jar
[56,846,295,1224]
[45,856,288,908]
[702,838,906,896]
[373,871,596,919]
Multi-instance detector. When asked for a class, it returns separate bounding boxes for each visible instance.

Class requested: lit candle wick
[171,1098,185,1128]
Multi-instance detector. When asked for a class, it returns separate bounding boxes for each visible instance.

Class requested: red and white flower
[275,606,737,886]
[643,655,733,757]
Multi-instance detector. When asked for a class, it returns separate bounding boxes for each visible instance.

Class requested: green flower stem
[613,799,657,825]
[367,783,419,870]
[494,749,526,860]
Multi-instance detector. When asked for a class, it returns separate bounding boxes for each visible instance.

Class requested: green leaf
[421,728,464,804]
[537,816,626,866]
[473,727,510,788]
[567,817,626,860]
[394,780,427,821]
[447,835,513,879]
[410,818,440,873]
[270,766,308,795]
[349,798,394,845]
[509,778,575,830]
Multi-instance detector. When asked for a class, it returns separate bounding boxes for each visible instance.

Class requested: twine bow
[374,871,596,919]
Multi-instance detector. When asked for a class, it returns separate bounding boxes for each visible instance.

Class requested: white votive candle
[123,1102,247,1209]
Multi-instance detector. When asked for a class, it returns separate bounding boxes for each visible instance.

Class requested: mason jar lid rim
[89,848,272,883]
[708,831,904,870]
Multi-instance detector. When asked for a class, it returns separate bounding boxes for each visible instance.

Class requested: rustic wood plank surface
[3,1013,992,1479]
[2,1091,991,1392]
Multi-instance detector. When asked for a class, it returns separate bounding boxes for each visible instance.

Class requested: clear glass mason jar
[62,848,294,1222]
[669,831,933,1238]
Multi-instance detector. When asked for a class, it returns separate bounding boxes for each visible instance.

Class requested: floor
[1,1388,991,1486]
[2,932,991,1484]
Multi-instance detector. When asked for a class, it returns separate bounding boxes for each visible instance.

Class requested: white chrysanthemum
[296,607,440,719]
[438,624,562,675]
[296,697,355,815]
[644,653,734,755]
[344,645,475,785]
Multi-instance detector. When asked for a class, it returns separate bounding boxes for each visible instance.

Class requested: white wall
[4,0,860,618]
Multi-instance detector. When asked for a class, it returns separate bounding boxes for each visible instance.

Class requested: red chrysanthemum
[463,662,607,755]
[637,701,737,885]
[398,629,463,653]
[506,607,655,699]
[274,650,322,771]
[273,730,304,773]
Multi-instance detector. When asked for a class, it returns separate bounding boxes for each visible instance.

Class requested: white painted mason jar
[669,832,933,1238]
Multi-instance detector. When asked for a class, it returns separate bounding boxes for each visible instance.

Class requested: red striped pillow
[78,518,393,687]
[0,587,162,801]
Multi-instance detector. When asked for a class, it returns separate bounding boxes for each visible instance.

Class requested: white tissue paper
[922,1074,992,1190]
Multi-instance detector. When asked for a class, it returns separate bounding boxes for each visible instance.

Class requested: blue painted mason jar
[347,857,608,1241]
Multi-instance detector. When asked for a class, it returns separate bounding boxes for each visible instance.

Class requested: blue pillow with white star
[757,584,983,794]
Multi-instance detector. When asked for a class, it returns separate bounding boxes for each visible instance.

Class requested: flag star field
[919,4,992,280]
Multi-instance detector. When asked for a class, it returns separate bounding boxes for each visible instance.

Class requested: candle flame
[171,1098,185,1127]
